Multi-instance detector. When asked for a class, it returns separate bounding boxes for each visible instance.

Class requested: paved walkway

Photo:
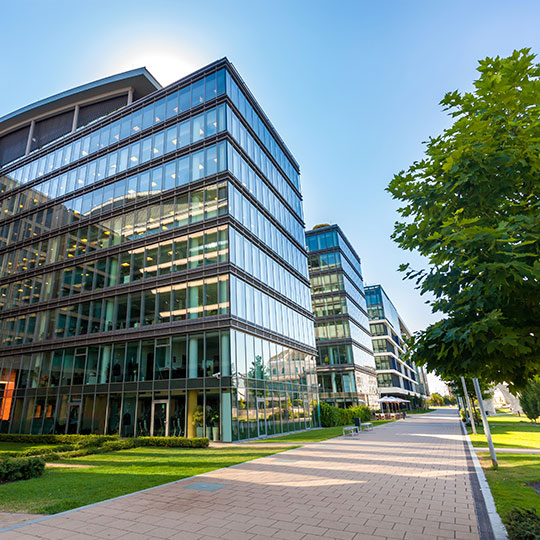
[0,516,43,532]
[1,409,484,540]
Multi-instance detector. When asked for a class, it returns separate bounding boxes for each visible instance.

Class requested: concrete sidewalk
[1,409,485,540]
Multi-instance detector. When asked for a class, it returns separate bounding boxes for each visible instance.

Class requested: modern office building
[365,285,429,403]
[306,225,378,408]
[0,58,319,441]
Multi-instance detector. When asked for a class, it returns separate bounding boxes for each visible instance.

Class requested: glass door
[67,403,81,434]
[151,400,169,436]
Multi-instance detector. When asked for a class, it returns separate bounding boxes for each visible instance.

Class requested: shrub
[100,440,136,452]
[0,434,118,445]
[521,379,540,423]
[320,403,339,427]
[349,405,371,423]
[320,403,372,427]
[0,456,45,484]
[506,508,540,540]
[18,444,75,457]
[134,436,209,448]
[45,448,98,461]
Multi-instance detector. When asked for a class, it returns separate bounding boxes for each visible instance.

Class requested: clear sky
[2,1,539,394]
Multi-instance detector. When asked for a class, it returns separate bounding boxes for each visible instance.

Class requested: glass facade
[0,58,319,440]
[365,284,429,401]
[306,225,378,408]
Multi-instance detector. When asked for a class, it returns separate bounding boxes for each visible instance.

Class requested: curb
[460,419,508,539]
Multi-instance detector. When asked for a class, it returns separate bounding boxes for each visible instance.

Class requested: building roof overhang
[0,67,161,137]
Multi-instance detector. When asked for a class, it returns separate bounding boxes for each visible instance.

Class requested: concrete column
[221,332,230,376]
[187,390,198,438]
[108,258,118,287]
[188,337,198,378]
[99,346,111,383]
[221,391,232,442]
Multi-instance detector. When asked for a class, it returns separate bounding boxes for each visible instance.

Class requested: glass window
[192,79,204,105]
[143,290,156,326]
[192,113,204,143]
[179,86,191,111]
[187,281,203,319]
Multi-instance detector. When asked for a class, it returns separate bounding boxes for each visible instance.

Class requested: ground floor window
[2,383,319,442]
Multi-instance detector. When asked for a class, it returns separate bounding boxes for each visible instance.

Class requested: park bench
[360,422,373,431]
[343,426,359,436]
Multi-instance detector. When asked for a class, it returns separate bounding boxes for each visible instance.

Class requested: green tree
[429,393,445,407]
[520,378,540,422]
[387,49,540,389]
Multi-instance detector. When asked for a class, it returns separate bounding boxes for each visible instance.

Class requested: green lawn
[467,413,540,450]
[0,446,290,515]
[478,453,540,523]
[251,420,394,443]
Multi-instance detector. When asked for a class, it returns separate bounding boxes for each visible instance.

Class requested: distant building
[306,225,378,408]
[365,285,429,403]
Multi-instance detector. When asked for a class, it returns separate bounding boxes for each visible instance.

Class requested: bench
[360,422,373,431]
[343,426,359,436]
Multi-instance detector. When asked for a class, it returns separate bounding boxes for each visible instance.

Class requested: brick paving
[0,516,44,532]
[0,409,482,539]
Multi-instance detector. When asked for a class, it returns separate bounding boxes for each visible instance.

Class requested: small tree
[520,378,540,422]
[429,393,444,407]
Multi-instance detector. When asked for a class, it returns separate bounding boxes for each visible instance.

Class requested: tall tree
[387,49,540,389]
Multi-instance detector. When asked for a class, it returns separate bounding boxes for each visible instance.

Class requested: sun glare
[108,46,203,87]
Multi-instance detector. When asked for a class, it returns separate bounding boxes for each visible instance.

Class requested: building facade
[365,285,429,403]
[0,59,319,441]
[306,225,378,408]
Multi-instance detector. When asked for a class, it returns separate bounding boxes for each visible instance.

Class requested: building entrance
[151,400,169,437]
[67,403,81,434]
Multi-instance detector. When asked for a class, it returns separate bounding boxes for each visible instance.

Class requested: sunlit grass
[0,446,290,514]
[467,413,540,450]
[478,453,540,523]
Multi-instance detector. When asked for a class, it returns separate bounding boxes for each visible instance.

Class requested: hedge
[0,456,45,484]
[320,403,371,427]
[134,436,209,448]
[18,444,75,457]
[0,434,118,445]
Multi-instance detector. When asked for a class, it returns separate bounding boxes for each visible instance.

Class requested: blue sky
[3,1,539,391]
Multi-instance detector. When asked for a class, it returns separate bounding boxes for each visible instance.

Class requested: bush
[320,403,339,427]
[100,440,136,452]
[319,403,372,427]
[521,379,540,423]
[134,436,209,448]
[506,507,540,540]
[46,448,98,461]
[350,405,371,423]
[18,444,75,457]
[0,434,118,445]
[0,456,45,484]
